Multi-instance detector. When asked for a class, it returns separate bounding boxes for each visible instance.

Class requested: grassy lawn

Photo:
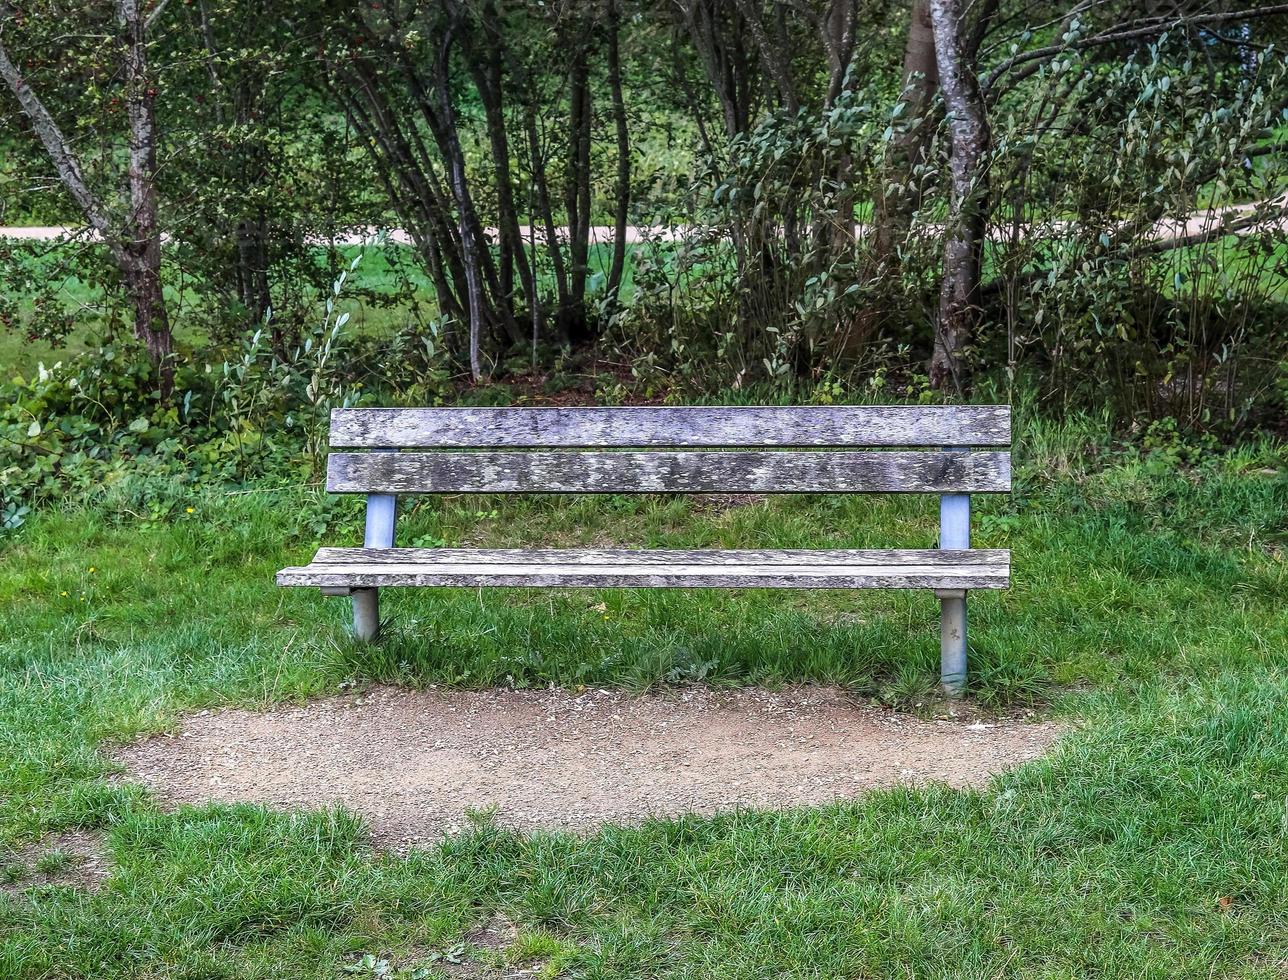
[0,416,1286,977]
[0,242,439,380]
[0,240,648,380]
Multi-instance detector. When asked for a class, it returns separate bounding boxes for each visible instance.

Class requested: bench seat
[278,547,1011,591]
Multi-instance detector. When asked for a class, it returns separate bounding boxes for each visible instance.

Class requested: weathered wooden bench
[277,405,1011,694]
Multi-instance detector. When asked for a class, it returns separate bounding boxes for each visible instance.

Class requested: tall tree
[928,0,992,393]
[0,0,174,391]
[604,0,632,310]
[117,0,171,381]
[874,0,938,263]
[318,0,628,363]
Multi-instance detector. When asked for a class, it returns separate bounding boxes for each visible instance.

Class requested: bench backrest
[324,406,1011,495]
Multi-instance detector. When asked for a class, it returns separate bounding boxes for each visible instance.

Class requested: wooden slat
[326,450,1011,494]
[278,566,1008,590]
[328,406,1011,448]
[311,547,1010,567]
[277,548,1010,590]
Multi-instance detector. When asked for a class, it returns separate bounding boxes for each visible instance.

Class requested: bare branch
[0,35,120,256]
[983,3,1288,94]
[1134,198,1288,257]
[144,0,171,32]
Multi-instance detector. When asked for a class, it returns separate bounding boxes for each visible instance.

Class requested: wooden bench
[277,405,1012,695]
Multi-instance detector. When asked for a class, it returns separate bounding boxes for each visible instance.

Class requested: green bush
[0,260,408,527]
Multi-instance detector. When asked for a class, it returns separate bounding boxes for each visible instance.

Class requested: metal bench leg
[939,491,970,696]
[353,481,397,643]
[937,588,967,696]
[352,588,380,642]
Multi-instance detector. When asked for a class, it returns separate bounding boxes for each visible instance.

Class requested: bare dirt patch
[1,829,112,894]
[117,685,1062,848]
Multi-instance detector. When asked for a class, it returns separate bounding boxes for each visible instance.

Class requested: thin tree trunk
[0,4,173,392]
[467,3,538,331]
[397,48,514,344]
[563,43,593,340]
[675,0,753,140]
[574,65,592,314]
[729,0,798,114]
[500,38,567,340]
[336,84,466,323]
[822,0,856,107]
[929,0,990,394]
[236,214,271,327]
[430,42,486,381]
[605,0,631,309]
[874,0,938,263]
[523,94,569,325]
[823,0,857,248]
[119,0,173,392]
[0,37,114,241]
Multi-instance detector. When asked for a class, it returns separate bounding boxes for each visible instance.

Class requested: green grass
[0,240,651,380]
[7,230,1285,389]
[0,242,436,380]
[0,417,1286,977]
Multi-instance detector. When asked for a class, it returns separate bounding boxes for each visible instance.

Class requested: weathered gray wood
[277,550,1010,590]
[326,450,1012,494]
[311,547,1009,567]
[328,405,1011,448]
[279,548,1010,590]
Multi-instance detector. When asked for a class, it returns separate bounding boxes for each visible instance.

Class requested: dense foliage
[1,0,1286,522]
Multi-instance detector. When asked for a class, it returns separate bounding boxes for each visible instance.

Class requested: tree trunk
[929,0,990,394]
[336,82,467,324]
[0,35,114,239]
[523,94,569,320]
[605,0,631,309]
[122,259,171,366]
[467,4,538,333]
[1,4,173,394]
[729,0,798,114]
[236,215,271,324]
[397,45,516,347]
[120,0,174,394]
[875,0,939,263]
[562,42,593,342]
[822,0,856,107]
[434,33,487,382]
[822,0,858,250]
[674,0,755,140]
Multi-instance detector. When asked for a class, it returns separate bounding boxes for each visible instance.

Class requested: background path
[6,198,1285,247]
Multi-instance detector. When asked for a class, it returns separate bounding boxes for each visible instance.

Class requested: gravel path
[9,200,1285,248]
[117,685,1062,848]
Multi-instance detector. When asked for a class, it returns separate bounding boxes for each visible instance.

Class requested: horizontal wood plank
[326,450,1011,494]
[278,548,1010,590]
[310,547,1010,567]
[329,406,1011,448]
